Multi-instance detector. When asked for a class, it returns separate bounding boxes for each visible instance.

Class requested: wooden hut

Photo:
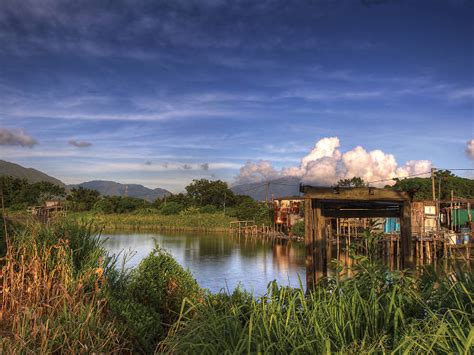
[300,185,413,289]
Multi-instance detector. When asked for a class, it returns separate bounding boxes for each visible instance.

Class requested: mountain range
[0,160,170,202]
[72,180,170,202]
[0,160,66,187]
[231,176,303,200]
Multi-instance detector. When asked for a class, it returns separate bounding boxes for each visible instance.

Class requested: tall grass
[0,220,131,353]
[160,260,473,354]
[69,211,236,232]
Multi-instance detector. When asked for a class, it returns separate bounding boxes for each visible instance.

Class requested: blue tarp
[385,217,400,233]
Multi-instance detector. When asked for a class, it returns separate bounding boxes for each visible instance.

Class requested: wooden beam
[302,186,410,202]
[314,200,327,282]
[400,201,413,268]
[322,209,400,218]
[304,197,315,290]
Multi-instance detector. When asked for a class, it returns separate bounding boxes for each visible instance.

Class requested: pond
[101,231,306,295]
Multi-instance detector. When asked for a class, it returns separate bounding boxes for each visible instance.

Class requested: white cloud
[466,140,474,160]
[0,127,37,147]
[235,136,433,186]
[235,160,281,184]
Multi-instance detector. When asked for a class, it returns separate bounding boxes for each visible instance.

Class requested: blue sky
[0,0,473,192]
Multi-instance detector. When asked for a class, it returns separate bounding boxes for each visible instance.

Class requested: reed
[160,260,473,354]
[69,211,236,232]
[0,222,131,353]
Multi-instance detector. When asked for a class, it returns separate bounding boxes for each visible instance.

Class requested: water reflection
[101,232,305,295]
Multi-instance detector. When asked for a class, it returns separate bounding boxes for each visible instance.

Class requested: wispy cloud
[449,87,474,100]
[0,127,37,147]
[68,139,92,148]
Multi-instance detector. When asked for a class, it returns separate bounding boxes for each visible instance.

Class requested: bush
[291,220,305,237]
[231,198,272,225]
[179,206,201,215]
[199,204,218,214]
[107,246,202,352]
[160,202,184,215]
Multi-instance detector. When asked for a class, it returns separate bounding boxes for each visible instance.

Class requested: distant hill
[74,180,171,202]
[231,176,302,200]
[0,159,66,187]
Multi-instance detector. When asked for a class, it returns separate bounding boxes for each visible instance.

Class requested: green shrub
[291,220,305,237]
[160,202,184,215]
[107,246,202,352]
[199,204,218,214]
[228,198,272,225]
[93,198,115,213]
[179,206,200,215]
[129,247,202,324]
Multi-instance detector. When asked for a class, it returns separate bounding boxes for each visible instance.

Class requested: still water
[101,231,305,295]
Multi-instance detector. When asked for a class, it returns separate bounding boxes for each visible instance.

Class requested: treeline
[336,172,474,201]
[390,170,474,200]
[0,176,66,210]
[1,177,272,224]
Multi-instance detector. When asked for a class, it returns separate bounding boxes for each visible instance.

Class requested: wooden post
[305,198,315,290]
[400,201,412,268]
[314,201,327,280]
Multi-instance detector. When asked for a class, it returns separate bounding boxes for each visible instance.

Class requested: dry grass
[0,238,130,353]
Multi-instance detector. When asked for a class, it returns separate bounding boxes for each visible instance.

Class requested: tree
[390,172,474,200]
[336,177,367,188]
[0,176,66,209]
[67,187,100,211]
[185,179,235,208]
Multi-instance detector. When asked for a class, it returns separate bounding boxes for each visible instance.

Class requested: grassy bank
[68,211,236,232]
[1,219,472,353]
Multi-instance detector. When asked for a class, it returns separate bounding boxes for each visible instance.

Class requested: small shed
[300,185,413,289]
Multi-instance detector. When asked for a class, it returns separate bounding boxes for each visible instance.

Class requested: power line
[232,166,473,192]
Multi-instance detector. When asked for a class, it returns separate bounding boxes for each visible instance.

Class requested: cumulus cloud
[68,139,92,148]
[235,160,280,184]
[466,140,474,160]
[201,163,209,170]
[235,136,433,186]
[0,127,37,147]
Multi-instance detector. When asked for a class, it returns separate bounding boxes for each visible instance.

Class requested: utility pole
[431,168,436,201]
[223,192,226,215]
[265,182,270,203]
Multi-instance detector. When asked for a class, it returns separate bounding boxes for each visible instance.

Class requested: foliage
[291,220,305,237]
[186,179,236,208]
[336,176,367,187]
[390,170,474,200]
[160,201,184,215]
[67,186,100,211]
[199,204,218,214]
[0,176,65,209]
[161,261,473,354]
[0,221,130,353]
[70,211,236,231]
[229,196,272,224]
[179,206,201,215]
[107,246,202,353]
[94,196,150,214]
